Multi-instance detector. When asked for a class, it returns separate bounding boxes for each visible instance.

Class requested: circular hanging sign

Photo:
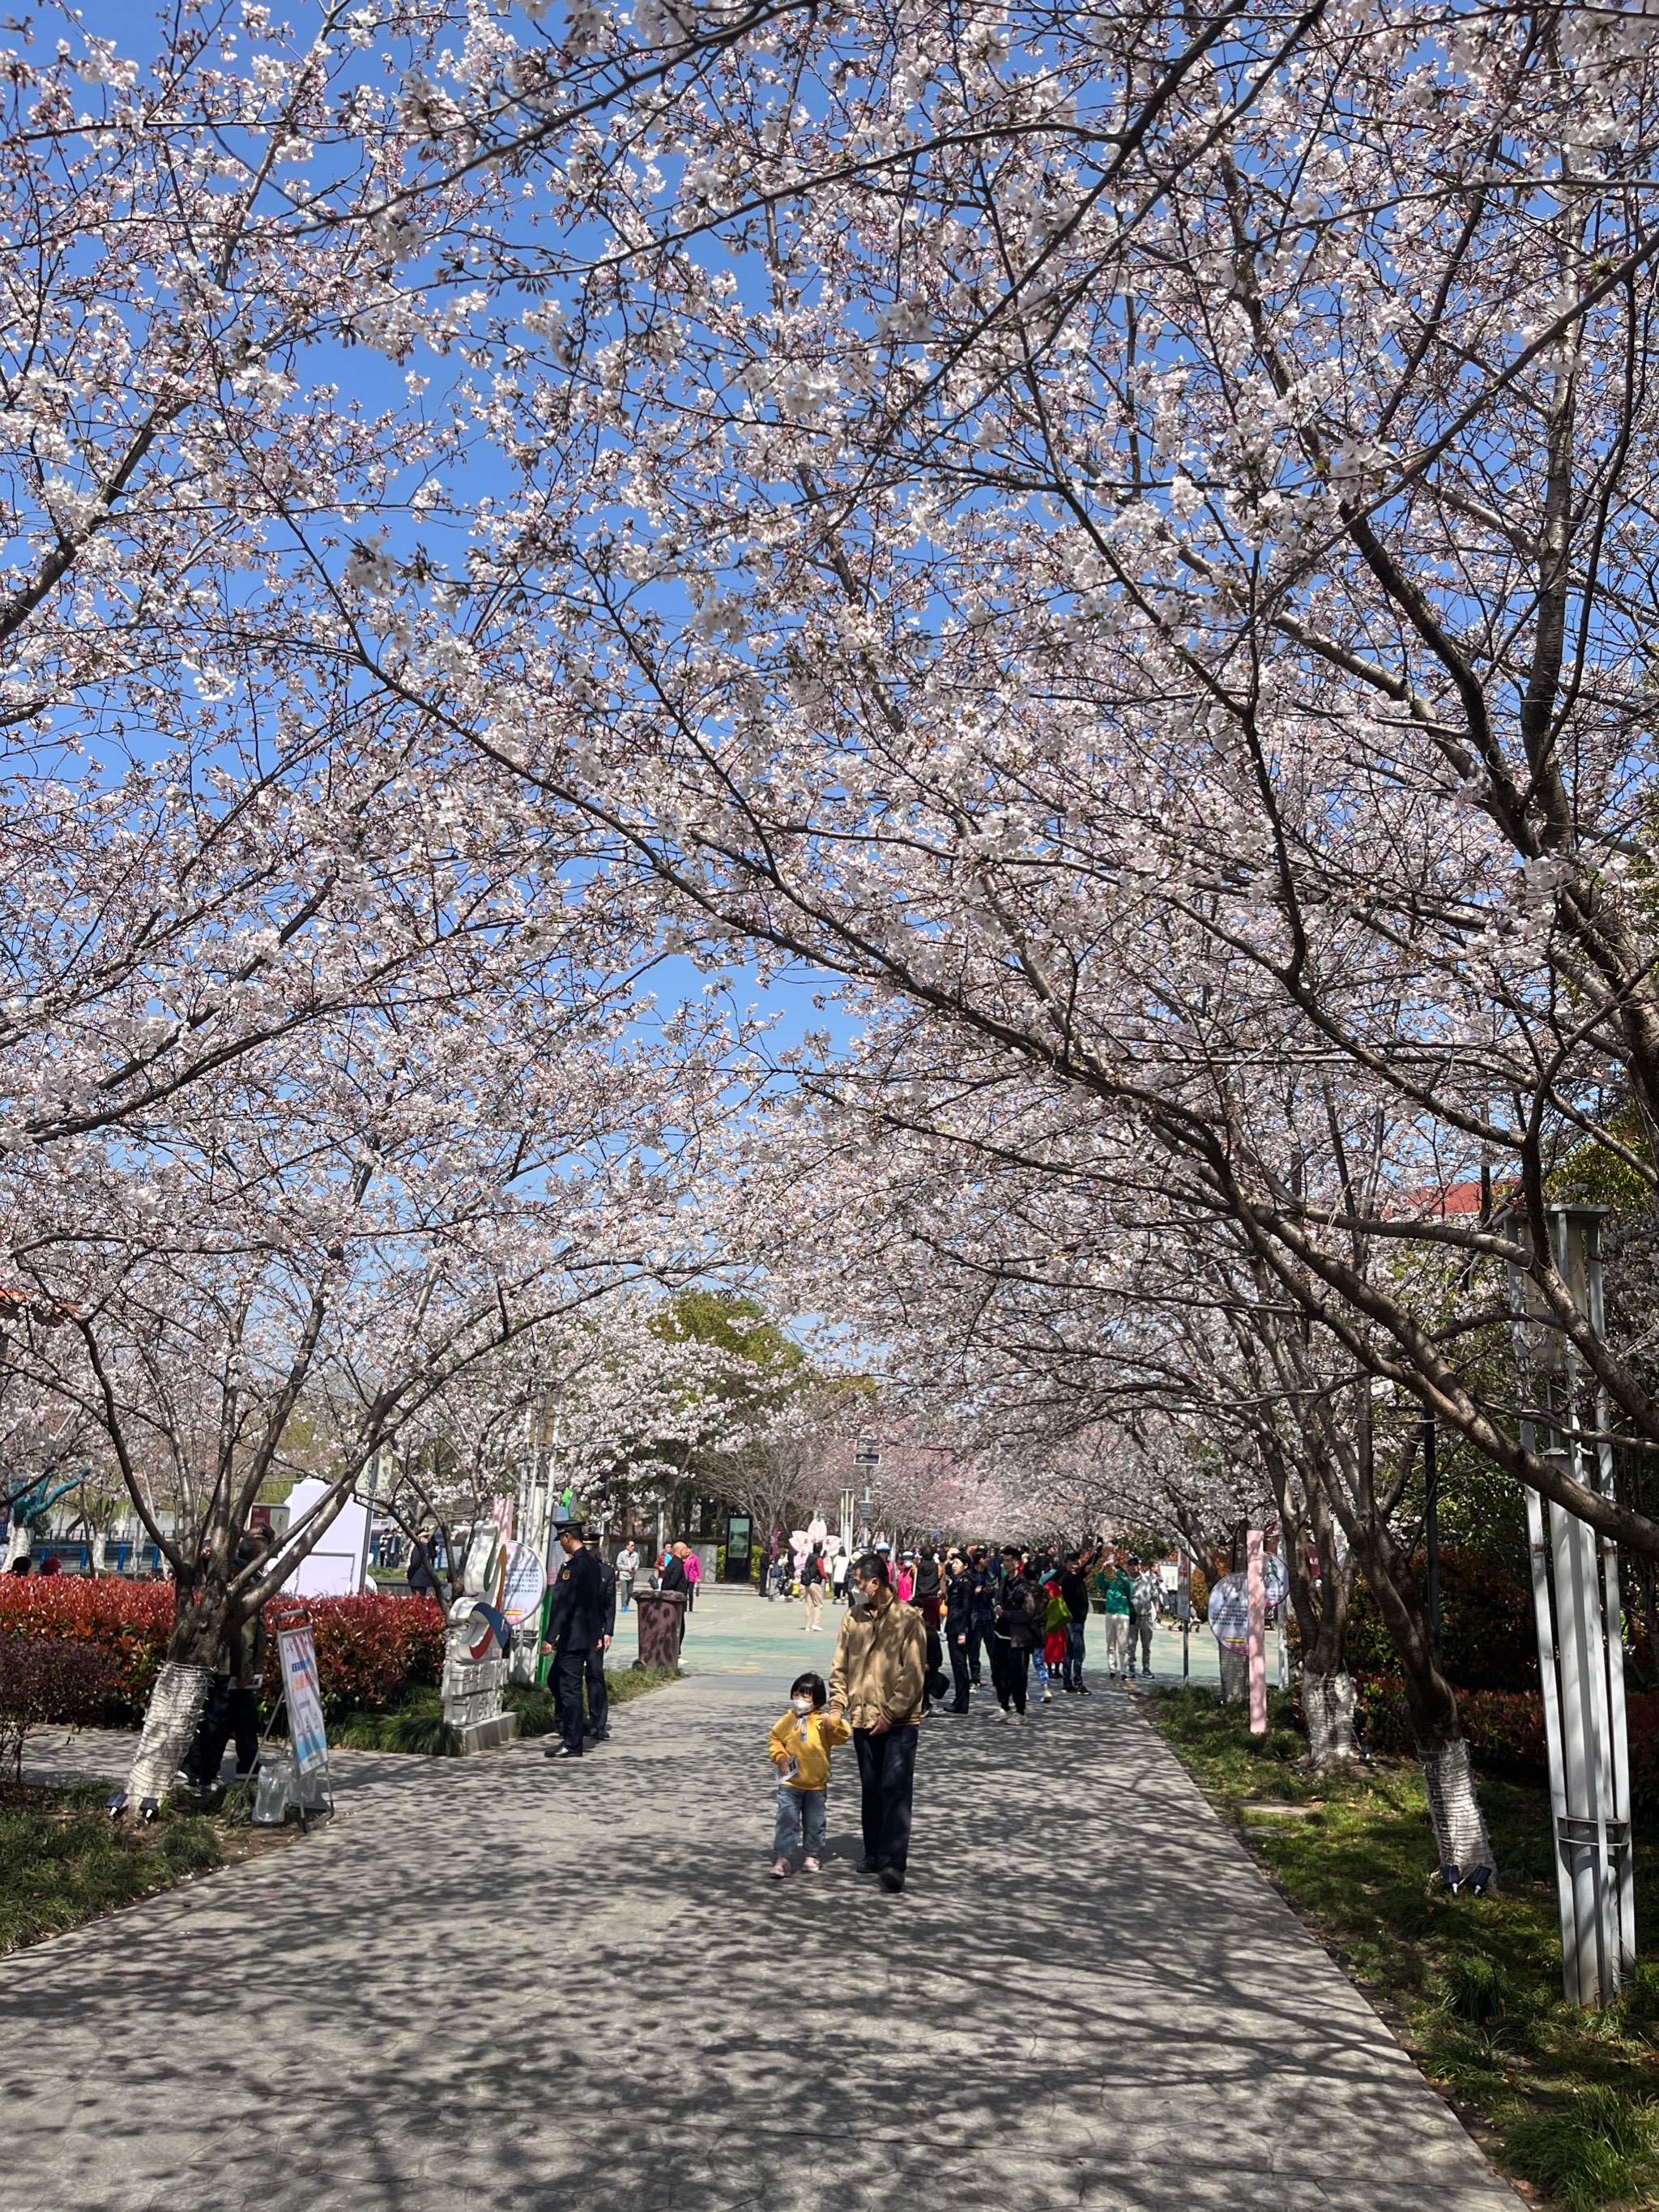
[501,1539,546,1627]
[1208,1559,1291,1649]
[1209,1572,1250,1650]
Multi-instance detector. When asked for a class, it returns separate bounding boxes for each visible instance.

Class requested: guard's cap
[553,1518,586,1539]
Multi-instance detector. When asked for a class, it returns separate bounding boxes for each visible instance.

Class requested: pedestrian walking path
[646,1581,1222,1685]
[3,1665,1516,2212]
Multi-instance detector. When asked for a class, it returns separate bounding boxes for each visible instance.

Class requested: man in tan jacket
[828,1552,928,1892]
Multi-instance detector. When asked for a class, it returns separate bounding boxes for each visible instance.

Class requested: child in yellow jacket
[768,1670,851,1877]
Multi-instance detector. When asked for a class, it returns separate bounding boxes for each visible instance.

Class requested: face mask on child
[791,1696,813,1716]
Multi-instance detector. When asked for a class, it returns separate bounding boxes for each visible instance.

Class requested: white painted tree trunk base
[1218,1646,1247,1703]
[126,1662,214,1806]
[1421,1736,1497,1886]
[1303,1671,1360,1768]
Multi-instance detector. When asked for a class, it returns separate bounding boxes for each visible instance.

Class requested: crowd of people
[767,1539,1170,1891]
[408,1512,1174,1894]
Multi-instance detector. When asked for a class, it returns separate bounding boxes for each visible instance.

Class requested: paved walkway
[638,1582,1225,1686]
[4,1646,1517,2212]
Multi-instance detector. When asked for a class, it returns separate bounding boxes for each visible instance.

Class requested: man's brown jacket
[830,1596,927,1728]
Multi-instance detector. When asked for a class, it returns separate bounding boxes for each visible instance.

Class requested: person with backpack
[1039,1565,1070,1706]
[990,1545,1039,1723]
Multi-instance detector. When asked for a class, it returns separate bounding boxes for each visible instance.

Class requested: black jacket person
[581,1536,617,1743]
[542,1525,605,1759]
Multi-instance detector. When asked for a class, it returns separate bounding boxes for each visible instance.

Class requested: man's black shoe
[949,1702,970,1714]
[1076,1685,1093,1696]
[857,1856,879,1873]
[544,1745,582,1760]
[879,1867,906,1894]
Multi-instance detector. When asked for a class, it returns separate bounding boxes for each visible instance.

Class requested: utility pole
[1506,1205,1633,2006]
[853,1436,880,1549]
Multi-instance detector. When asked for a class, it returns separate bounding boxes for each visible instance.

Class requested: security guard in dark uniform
[582,1531,617,1744]
[541,1521,605,1760]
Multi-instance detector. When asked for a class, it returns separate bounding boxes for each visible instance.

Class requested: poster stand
[254,1604,335,1829]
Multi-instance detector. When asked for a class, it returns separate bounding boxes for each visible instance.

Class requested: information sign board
[1209,1557,1290,1649]
[500,1540,546,1629]
[275,1618,330,1775]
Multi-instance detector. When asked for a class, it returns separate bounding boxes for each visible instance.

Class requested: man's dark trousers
[968,1620,994,1684]
[553,1646,589,1753]
[853,1724,919,1873]
[1064,1619,1086,1690]
[583,1646,609,1737]
[991,1635,1029,1714]
[187,1676,259,1783]
[949,1633,972,1710]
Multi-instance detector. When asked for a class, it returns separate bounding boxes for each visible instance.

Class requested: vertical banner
[1246,1527,1268,1736]
[275,1618,330,1775]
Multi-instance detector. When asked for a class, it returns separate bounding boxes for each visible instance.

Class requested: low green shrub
[1444,1952,1511,2025]
[1619,1958,1659,2043]
[332,1686,458,1755]
[382,1710,461,1757]
[504,1685,558,1737]
[1504,2087,1659,2212]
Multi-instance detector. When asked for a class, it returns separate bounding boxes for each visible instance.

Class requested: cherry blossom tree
[357,0,1659,1576]
[0,919,743,1800]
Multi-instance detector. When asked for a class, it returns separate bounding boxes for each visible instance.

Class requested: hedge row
[0,1579,445,1725]
[1350,1673,1659,1809]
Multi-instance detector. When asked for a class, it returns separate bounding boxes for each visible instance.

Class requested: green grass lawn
[1148,1687,1659,2211]
[0,1783,224,1954]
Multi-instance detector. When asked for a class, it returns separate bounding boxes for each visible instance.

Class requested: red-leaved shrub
[296,1591,445,1720]
[0,1578,444,1726]
[0,1636,116,1779]
[0,1578,174,1723]
[1350,1673,1659,1809]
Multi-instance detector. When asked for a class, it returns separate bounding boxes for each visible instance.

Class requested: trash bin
[633,1586,686,1670]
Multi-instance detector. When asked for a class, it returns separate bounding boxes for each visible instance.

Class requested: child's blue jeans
[773,1783,827,1860]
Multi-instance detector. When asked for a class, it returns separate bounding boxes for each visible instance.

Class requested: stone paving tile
[2,1660,1517,2212]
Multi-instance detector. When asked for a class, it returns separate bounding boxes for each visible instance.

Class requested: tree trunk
[1354,1539,1498,1885]
[1419,1735,1494,1882]
[123,1578,228,1809]
[124,1661,215,1808]
[1302,1670,1359,1768]
[1261,1436,1359,1767]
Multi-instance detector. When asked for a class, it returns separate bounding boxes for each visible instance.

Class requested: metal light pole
[1504,1204,1633,2007]
[853,1437,880,1549]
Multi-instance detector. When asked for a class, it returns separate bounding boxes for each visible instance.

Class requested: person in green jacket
[1100,1554,1133,1679]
